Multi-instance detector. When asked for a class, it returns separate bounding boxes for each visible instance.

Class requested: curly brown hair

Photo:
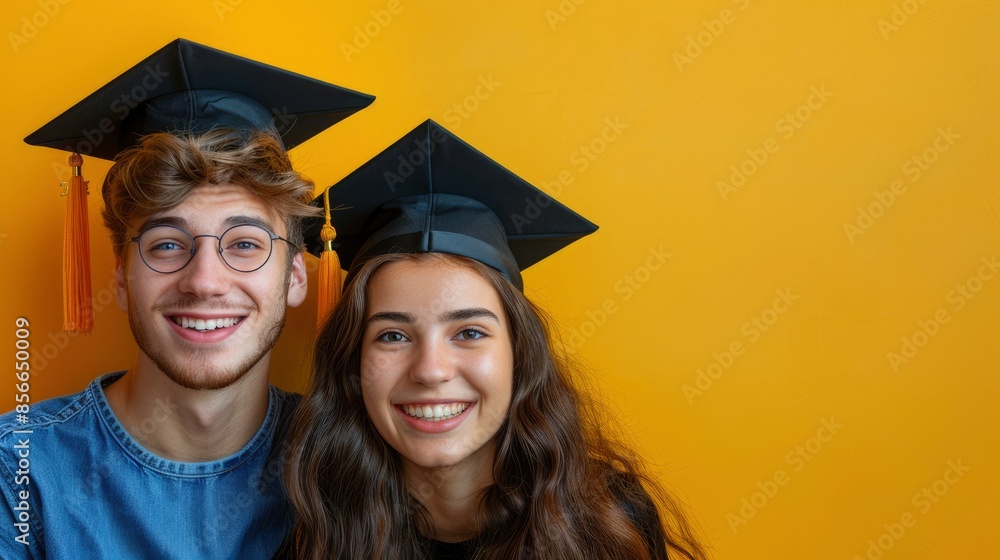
[285,252,707,560]
[101,129,319,263]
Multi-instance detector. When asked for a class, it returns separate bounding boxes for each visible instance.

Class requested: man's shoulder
[0,378,101,438]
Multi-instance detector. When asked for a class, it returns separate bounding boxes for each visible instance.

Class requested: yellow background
[2,0,997,557]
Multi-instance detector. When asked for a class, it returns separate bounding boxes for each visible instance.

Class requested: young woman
[282,120,707,560]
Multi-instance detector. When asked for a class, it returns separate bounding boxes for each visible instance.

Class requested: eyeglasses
[129,224,297,274]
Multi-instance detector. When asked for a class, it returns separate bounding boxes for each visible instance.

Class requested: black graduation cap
[305,119,598,291]
[24,38,375,160]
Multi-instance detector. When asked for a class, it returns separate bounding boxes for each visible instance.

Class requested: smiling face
[115,183,307,390]
[360,257,514,478]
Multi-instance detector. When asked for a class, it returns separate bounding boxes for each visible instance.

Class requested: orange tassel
[317,188,341,329]
[62,153,93,333]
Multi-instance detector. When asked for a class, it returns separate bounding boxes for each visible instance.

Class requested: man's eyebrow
[138,216,188,232]
[137,215,277,234]
[367,311,416,324]
[224,215,277,231]
[441,308,500,324]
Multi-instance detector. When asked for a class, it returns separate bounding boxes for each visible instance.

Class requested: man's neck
[103,353,272,462]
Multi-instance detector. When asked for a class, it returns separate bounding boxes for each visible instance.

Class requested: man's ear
[286,252,308,308]
[114,255,129,312]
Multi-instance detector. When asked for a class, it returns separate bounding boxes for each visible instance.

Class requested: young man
[0,39,373,559]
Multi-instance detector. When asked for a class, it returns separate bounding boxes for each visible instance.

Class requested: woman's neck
[405,445,496,543]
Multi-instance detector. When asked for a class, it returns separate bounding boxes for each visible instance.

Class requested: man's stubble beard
[126,275,290,391]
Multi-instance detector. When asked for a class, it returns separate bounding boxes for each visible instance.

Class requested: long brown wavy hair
[286,252,707,559]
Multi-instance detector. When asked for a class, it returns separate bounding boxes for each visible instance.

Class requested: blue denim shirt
[0,372,300,559]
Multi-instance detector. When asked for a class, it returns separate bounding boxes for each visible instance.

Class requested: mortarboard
[25,38,375,333]
[25,38,375,159]
[305,119,598,324]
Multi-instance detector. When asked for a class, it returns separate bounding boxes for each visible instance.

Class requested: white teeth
[402,403,470,421]
[173,316,240,331]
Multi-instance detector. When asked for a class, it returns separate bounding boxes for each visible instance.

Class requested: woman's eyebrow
[366,308,500,325]
[441,308,500,323]
[367,311,416,324]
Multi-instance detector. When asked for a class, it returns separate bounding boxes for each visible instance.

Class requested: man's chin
[160,360,258,391]
[164,371,248,391]
[129,304,284,392]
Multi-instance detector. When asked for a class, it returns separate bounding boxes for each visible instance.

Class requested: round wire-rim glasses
[129,224,297,274]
